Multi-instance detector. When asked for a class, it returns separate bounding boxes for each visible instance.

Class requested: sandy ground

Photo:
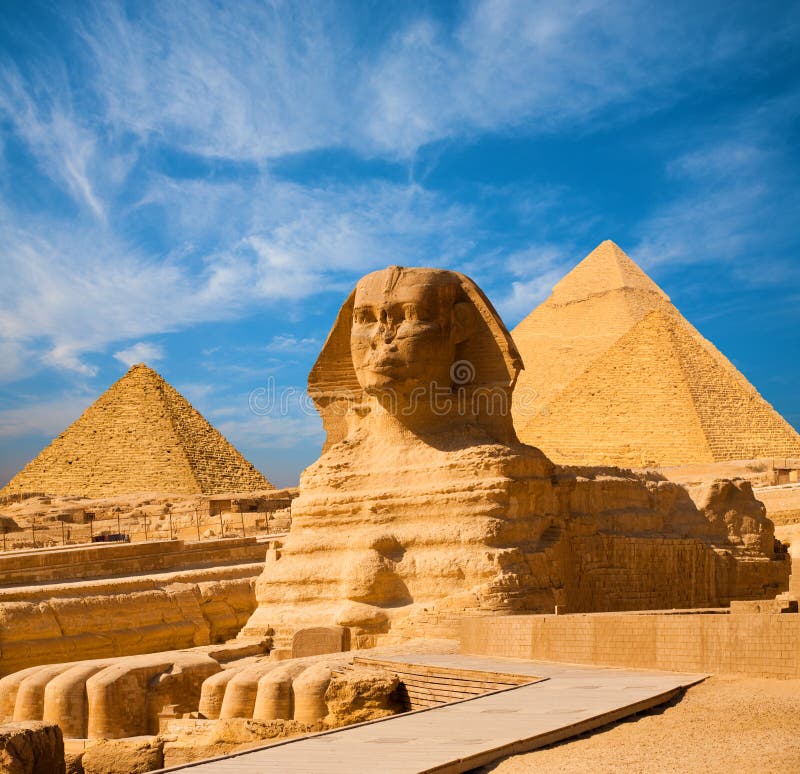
[473,676,800,774]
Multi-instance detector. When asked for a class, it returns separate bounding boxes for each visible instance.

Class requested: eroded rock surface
[0,721,65,774]
[80,737,163,774]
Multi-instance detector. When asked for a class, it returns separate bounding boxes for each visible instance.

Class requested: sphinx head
[309,265,522,446]
[350,267,473,398]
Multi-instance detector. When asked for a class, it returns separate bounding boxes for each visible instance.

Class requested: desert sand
[477,675,800,773]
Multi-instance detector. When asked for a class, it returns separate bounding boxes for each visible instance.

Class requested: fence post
[219,512,224,538]
[168,510,174,540]
[195,509,200,542]
[31,518,35,548]
[240,512,246,538]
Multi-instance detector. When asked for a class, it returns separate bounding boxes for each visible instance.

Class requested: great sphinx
[241,266,788,650]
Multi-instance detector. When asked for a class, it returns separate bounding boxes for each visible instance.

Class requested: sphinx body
[242,267,788,649]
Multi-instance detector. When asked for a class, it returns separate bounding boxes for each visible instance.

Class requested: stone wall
[461,611,800,678]
[0,537,269,586]
[0,565,261,676]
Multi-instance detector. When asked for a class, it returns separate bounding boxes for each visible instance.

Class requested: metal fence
[0,507,292,552]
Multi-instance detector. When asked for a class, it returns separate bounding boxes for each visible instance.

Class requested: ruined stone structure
[0,561,262,676]
[0,647,403,745]
[0,364,272,497]
[511,240,800,467]
[240,266,788,650]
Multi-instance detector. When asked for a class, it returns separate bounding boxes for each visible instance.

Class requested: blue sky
[1,0,799,488]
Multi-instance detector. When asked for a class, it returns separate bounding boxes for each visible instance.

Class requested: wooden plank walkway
[160,654,705,774]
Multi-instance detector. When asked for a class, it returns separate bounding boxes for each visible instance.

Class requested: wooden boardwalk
[160,654,704,774]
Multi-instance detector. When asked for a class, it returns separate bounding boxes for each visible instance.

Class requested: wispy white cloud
[27,0,780,166]
[361,0,770,155]
[0,395,92,439]
[76,0,354,160]
[266,335,319,353]
[634,92,800,276]
[113,341,165,367]
[0,64,107,219]
[0,177,474,379]
[488,244,576,324]
[217,413,323,452]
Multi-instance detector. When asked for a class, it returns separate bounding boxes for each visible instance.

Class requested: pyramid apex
[123,362,164,380]
[549,240,669,306]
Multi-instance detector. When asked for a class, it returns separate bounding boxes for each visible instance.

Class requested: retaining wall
[461,610,800,678]
[0,537,271,587]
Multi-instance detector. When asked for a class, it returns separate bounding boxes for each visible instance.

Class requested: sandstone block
[86,653,221,738]
[81,737,163,774]
[0,721,65,774]
[323,666,400,727]
[292,663,332,724]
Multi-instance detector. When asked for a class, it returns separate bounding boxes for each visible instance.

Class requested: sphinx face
[350,268,458,397]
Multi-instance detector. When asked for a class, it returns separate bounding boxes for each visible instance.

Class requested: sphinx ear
[451,301,475,344]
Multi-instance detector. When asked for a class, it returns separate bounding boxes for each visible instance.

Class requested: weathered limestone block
[86,652,221,738]
[242,266,787,646]
[323,666,400,727]
[691,479,775,554]
[0,721,65,774]
[0,667,48,722]
[42,661,113,739]
[291,626,349,658]
[252,662,309,722]
[217,662,281,720]
[206,718,311,747]
[197,578,257,643]
[291,663,332,724]
[81,737,163,774]
[0,573,257,676]
[197,667,245,720]
[13,665,75,722]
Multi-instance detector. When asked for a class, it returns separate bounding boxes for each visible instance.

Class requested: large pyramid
[1,364,273,497]
[512,240,800,467]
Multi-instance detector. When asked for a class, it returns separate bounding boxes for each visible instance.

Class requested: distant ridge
[1,364,274,497]
[511,240,800,466]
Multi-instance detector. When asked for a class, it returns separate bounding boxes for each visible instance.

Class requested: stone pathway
[159,655,705,774]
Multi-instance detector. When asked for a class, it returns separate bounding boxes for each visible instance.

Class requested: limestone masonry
[511,240,800,466]
[0,364,273,497]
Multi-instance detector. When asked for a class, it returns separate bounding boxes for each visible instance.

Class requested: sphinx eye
[403,304,419,321]
[354,307,376,324]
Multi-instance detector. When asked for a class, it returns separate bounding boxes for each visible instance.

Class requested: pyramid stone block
[1,364,273,497]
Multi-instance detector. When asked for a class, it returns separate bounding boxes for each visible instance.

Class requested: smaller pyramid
[512,241,800,466]
[1,364,274,497]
